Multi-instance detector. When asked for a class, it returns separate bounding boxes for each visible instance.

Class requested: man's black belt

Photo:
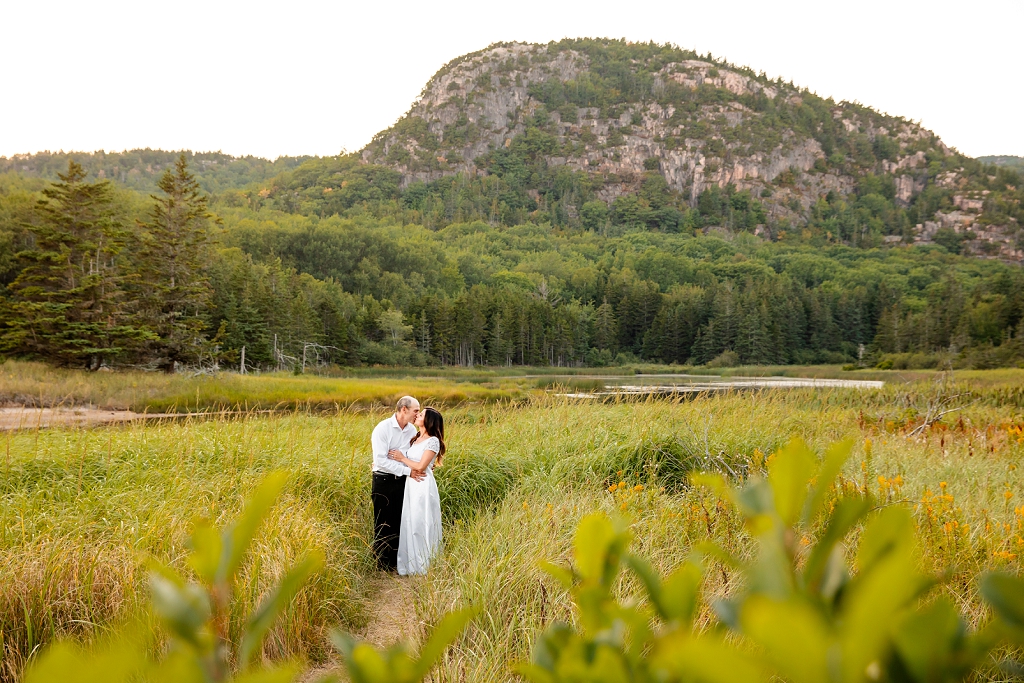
[373,471,403,480]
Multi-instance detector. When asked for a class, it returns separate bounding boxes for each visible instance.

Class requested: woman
[387,406,445,575]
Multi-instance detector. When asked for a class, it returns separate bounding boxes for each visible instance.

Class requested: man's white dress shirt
[371,415,417,477]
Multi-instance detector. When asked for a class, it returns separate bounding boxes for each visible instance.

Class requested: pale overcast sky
[3,0,1021,160]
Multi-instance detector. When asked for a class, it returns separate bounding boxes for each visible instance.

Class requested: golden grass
[0,360,528,412]
[418,393,1024,682]
[0,376,1022,680]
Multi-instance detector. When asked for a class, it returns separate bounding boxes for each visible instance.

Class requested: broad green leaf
[841,513,926,683]
[411,607,476,679]
[24,639,145,683]
[574,513,630,586]
[240,551,325,666]
[230,663,302,683]
[740,596,831,683]
[980,572,1024,637]
[803,438,854,525]
[622,557,704,626]
[856,505,916,572]
[347,643,390,683]
[149,570,211,648]
[329,629,359,661]
[690,472,732,501]
[623,555,667,618]
[818,544,851,604]
[712,597,741,630]
[692,541,741,570]
[892,597,970,682]
[539,560,574,589]
[803,496,870,593]
[222,471,289,582]
[515,662,558,683]
[747,532,796,599]
[767,438,815,527]
[187,522,222,585]
[653,633,764,683]
[735,479,775,520]
[147,650,206,683]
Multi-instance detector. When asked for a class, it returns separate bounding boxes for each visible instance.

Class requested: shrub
[706,350,739,368]
[518,438,1024,682]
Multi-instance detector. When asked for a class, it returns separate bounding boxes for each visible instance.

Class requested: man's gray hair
[396,395,419,411]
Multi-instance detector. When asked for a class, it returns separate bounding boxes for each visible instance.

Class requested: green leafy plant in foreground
[328,608,475,683]
[25,472,322,683]
[22,471,471,683]
[520,438,1024,683]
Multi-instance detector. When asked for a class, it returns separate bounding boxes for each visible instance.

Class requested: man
[370,395,425,571]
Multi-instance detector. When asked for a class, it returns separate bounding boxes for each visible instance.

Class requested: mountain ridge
[3,39,1022,265]
[353,39,1021,261]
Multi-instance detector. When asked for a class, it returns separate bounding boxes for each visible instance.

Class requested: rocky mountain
[360,39,1023,261]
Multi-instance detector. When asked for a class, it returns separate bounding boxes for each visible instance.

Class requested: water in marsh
[544,374,884,397]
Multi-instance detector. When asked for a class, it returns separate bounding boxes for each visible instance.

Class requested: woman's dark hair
[412,406,446,465]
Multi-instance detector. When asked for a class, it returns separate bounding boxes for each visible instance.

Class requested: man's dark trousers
[371,471,406,570]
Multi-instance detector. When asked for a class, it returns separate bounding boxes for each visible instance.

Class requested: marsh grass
[419,391,1024,682]
[1,380,1022,681]
[0,411,388,680]
[0,360,527,412]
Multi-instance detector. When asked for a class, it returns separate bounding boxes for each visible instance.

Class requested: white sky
[3,0,1021,160]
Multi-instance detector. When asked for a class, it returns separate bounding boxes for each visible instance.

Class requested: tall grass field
[0,368,1022,680]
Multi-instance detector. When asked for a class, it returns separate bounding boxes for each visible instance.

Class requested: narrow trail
[362,574,420,649]
[302,573,420,682]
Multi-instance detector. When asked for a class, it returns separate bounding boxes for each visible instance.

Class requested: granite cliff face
[361,40,1022,261]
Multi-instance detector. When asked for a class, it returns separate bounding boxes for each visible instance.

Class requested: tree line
[2,157,1023,371]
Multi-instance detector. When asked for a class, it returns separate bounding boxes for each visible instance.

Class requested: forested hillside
[0,149,308,194]
[2,39,1023,371]
[980,155,1024,173]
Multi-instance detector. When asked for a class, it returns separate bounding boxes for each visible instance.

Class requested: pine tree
[594,298,618,351]
[1,161,148,368]
[135,155,216,370]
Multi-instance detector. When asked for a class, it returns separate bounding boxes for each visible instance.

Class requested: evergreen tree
[135,155,216,370]
[1,161,148,367]
[594,298,618,351]
[735,304,772,364]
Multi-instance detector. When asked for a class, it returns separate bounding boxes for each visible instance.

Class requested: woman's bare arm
[388,448,436,471]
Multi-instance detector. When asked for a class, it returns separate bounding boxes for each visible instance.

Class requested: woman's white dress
[397,436,442,575]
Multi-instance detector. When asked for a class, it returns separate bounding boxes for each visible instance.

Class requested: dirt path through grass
[363,573,419,649]
[300,573,418,682]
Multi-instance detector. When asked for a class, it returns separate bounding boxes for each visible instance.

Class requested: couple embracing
[370,396,445,575]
